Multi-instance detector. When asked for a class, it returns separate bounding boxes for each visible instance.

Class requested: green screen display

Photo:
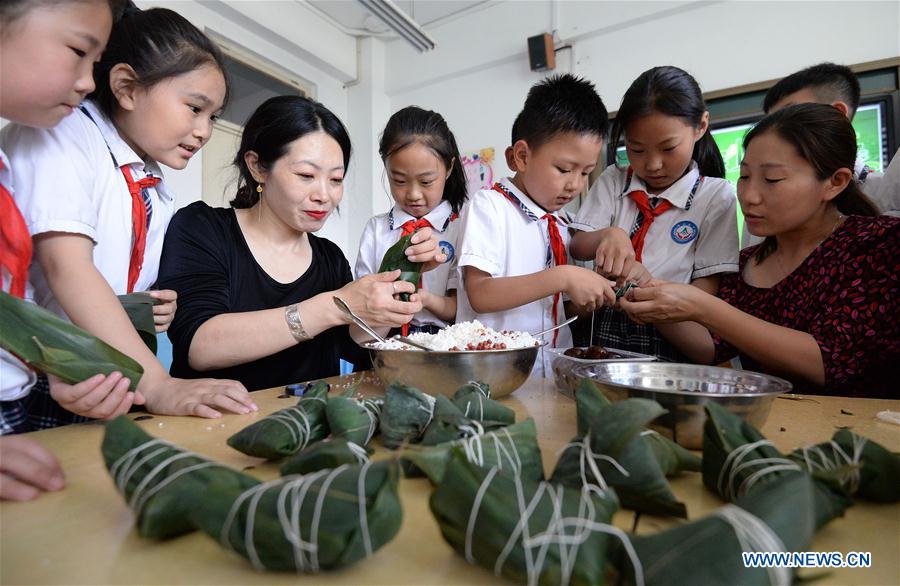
[853,104,885,172]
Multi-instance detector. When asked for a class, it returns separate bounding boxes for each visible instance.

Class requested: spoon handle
[332,296,387,343]
[531,315,578,338]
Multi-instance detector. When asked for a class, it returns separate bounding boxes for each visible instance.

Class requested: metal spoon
[531,315,578,338]
[395,336,434,352]
[332,296,387,344]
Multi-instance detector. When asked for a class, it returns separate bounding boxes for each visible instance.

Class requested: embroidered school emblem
[671,221,699,244]
[439,240,455,262]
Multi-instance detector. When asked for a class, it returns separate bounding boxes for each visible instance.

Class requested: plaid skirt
[589,307,685,362]
[0,375,89,435]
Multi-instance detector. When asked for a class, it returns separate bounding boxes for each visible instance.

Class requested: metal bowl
[572,362,792,449]
[549,346,657,398]
[363,341,542,398]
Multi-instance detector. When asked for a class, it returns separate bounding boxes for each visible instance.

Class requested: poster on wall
[462,147,495,196]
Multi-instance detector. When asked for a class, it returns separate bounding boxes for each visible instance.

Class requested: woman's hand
[336,270,423,328]
[140,376,257,419]
[48,372,143,420]
[619,280,707,324]
[146,289,177,333]
[0,436,65,501]
[405,227,448,273]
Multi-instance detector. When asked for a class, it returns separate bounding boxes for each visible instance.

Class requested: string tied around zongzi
[359,399,381,445]
[558,433,631,492]
[712,504,791,586]
[461,427,521,474]
[718,439,802,501]
[347,441,370,464]
[109,438,222,516]
[465,465,644,586]
[269,407,314,451]
[221,462,377,573]
[798,434,867,495]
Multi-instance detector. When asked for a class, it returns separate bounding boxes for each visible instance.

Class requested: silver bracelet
[284,303,312,342]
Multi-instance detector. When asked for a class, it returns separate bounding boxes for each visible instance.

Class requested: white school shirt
[355,200,461,328]
[572,162,739,283]
[0,147,37,401]
[0,100,175,319]
[455,178,573,375]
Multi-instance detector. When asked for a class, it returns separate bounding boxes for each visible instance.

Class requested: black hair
[510,112,522,145]
[611,66,725,178]
[744,103,878,262]
[231,95,352,209]
[88,6,229,119]
[515,73,608,150]
[763,63,861,117]
[0,0,126,26]
[378,106,467,214]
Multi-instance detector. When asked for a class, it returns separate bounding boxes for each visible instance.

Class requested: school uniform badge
[671,221,699,244]
[439,241,455,262]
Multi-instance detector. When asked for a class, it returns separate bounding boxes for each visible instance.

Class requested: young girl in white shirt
[570,66,739,360]
[355,106,467,334]
[1,6,256,419]
[0,0,129,500]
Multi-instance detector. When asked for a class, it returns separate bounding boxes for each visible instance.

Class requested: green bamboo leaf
[0,291,143,390]
[378,233,422,301]
[118,292,161,353]
[101,416,259,539]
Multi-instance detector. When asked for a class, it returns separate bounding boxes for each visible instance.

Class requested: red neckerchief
[0,159,32,298]
[121,166,160,293]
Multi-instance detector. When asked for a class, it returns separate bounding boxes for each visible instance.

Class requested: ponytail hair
[89,6,229,119]
[379,106,467,213]
[611,65,725,178]
[232,95,351,209]
[744,103,878,262]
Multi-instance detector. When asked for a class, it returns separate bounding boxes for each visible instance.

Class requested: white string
[357,460,375,558]
[460,427,522,474]
[555,433,630,492]
[713,504,790,586]
[346,441,370,464]
[223,464,376,574]
[270,406,313,450]
[799,433,867,494]
[415,394,438,438]
[463,465,644,586]
[109,438,224,518]
[717,439,801,500]
[360,398,381,445]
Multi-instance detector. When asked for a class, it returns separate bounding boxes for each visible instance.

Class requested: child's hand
[562,266,616,312]
[404,227,448,272]
[0,435,65,501]
[48,372,143,420]
[593,227,636,279]
[615,260,653,289]
[145,289,177,333]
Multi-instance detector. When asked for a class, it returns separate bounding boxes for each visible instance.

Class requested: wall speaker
[527,33,555,72]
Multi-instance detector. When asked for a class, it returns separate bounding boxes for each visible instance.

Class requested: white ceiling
[305,0,491,34]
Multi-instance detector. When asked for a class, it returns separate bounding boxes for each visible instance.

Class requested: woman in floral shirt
[621,104,897,397]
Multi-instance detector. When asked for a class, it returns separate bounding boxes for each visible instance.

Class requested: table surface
[1,373,898,585]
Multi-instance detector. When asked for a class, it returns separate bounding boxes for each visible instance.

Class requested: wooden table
[2,374,898,585]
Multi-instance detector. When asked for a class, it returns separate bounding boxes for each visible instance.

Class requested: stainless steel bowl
[363,341,542,398]
[572,362,792,449]
[549,346,656,398]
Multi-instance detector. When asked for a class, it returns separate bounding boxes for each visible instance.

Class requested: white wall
[385,0,900,182]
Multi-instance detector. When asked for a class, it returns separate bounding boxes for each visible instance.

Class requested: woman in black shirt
[158,96,445,391]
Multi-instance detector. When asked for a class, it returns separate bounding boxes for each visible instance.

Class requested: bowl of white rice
[362,321,542,398]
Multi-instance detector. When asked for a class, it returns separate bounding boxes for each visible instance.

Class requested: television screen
[853,102,886,172]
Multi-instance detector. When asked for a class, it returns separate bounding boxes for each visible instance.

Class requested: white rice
[373,320,539,351]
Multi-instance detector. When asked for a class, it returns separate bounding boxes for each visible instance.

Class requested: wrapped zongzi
[325,392,382,447]
[453,382,515,425]
[378,233,421,301]
[102,416,259,539]
[380,383,437,449]
[279,437,370,476]
[227,381,330,459]
[193,460,402,572]
[431,453,623,586]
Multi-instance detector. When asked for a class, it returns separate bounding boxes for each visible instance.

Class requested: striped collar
[388,199,457,232]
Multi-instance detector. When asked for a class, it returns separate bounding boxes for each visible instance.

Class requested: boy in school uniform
[456,74,617,374]
[763,63,898,214]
